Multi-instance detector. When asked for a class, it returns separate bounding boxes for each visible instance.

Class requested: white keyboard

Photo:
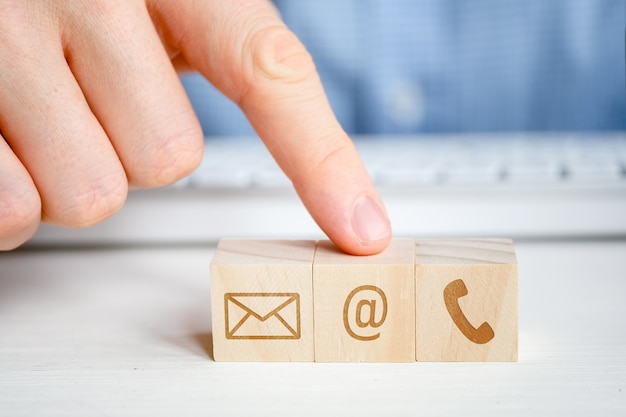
[186,133,626,188]
[31,133,626,246]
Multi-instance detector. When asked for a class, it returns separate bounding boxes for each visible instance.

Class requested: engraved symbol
[224,293,300,340]
[443,279,494,344]
[343,285,388,341]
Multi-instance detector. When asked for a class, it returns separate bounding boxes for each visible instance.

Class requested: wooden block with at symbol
[414,239,518,362]
[210,239,315,361]
[313,239,415,362]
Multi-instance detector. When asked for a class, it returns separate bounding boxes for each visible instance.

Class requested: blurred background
[31,0,626,245]
[183,0,626,136]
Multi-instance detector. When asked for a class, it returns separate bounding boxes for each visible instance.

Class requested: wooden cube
[313,239,415,362]
[414,239,518,362]
[210,239,316,361]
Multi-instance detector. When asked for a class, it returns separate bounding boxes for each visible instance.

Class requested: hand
[0,0,391,255]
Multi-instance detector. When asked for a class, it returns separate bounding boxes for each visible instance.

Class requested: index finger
[151,0,391,254]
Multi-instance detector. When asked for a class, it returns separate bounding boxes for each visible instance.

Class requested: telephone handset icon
[443,279,494,344]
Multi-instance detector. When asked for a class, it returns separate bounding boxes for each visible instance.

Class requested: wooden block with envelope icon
[414,238,518,362]
[210,239,316,361]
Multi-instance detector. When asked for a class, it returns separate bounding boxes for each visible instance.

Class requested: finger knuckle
[129,126,204,187]
[289,138,360,191]
[246,24,316,85]
[54,168,128,228]
[0,185,40,248]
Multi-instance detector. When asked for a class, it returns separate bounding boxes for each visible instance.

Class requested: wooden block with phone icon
[210,239,316,361]
[414,239,518,361]
[313,239,415,362]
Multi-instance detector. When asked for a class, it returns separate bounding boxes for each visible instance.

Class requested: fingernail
[351,196,391,244]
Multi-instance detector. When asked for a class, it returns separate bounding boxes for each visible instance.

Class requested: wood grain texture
[415,239,518,361]
[1,242,625,415]
[210,239,316,361]
[313,239,415,362]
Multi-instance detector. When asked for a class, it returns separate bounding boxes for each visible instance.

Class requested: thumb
[153,0,391,254]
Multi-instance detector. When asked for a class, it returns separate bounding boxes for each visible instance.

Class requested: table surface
[0,240,625,416]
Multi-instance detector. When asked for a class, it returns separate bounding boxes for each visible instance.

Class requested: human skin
[0,0,391,254]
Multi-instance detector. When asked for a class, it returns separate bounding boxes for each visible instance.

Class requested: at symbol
[343,285,388,341]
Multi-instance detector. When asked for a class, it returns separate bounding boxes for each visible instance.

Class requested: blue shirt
[182,0,626,135]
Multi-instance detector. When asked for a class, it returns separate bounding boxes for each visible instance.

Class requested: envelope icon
[224,293,301,340]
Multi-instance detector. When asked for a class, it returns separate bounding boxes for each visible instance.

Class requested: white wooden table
[0,240,624,416]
